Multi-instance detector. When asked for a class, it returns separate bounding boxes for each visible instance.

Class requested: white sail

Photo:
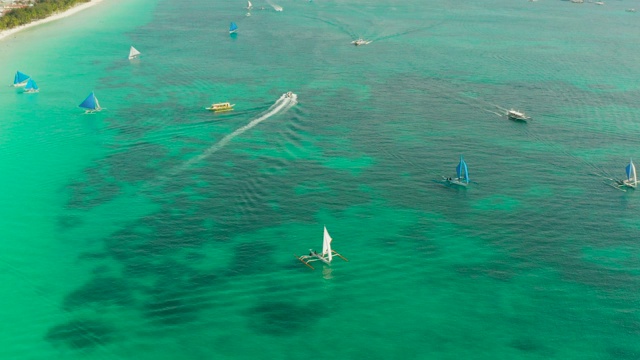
[322,226,333,262]
[627,159,637,186]
[128,46,141,60]
[247,0,252,9]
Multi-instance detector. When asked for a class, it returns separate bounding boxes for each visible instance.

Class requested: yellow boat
[206,102,234,112]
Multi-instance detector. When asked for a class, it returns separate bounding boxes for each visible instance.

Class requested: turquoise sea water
[2,0,640,358]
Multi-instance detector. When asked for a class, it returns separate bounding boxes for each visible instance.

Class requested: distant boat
[351,38,371,46]
[79,91,102,113]
[229,22,238,34]
[246,0,253,10]
[295,226,348,270]
[444,155,470,187]
[622,158,637,189]
[626,8,636,12]
[206,102,235,112]
[128,46,141,60]
[12,71,30,87]
[507,109,531,121]
[24,78,39,93]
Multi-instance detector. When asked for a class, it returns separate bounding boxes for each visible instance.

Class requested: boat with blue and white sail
[12,71,30,87]
[24,78,39,93]
[229,22,238,34]
[615,158,637,189]
[79,91,102,113]
[444,155,470,187]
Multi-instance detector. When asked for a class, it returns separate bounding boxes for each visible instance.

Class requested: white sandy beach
[0,0,104,41]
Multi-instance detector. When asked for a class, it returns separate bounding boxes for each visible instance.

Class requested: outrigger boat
[507,109,531,121]
[24,78,39,93]
[206,102,234,112]
[443,155,470,187]
[12,71,30,87]
[128,46,141,60]
[613,158,637,190]
[79,91,102,113]
[295,226,348,270]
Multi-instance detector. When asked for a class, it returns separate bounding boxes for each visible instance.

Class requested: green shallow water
[1,0,640,358]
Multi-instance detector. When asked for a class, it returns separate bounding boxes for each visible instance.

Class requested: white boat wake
[161,92,297,180]
[266,0,283,11]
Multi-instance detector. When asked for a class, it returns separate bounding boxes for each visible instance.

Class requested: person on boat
[309,249,318,256]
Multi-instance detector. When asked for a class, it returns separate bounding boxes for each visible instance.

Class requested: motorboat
[207,102,235,112]
[507,109,531,121]
[351,38,371,46]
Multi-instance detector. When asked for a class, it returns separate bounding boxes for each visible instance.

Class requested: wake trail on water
[156,93,298,184]
[266,0,283,11]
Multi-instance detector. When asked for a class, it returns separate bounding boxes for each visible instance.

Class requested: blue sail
[456,155,469,183]
[626,158,635,180]
[13,71,30,85]
[229,22,238,33]
[79,92,99,110]
[24,78,38,91]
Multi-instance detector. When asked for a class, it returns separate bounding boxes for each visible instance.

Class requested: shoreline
[0,0,104,41]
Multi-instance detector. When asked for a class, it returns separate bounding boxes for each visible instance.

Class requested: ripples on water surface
[1,0,640,358]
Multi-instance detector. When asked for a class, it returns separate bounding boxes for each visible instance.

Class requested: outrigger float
[295,226,348,270]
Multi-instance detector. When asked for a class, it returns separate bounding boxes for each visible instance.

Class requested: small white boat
[128,46,141,60]
[507,109,531,121]
[351,38,371,46]
[443,155,470,187]
[296,226,348,270]
[626,8,636,12]
[595,1,604,5]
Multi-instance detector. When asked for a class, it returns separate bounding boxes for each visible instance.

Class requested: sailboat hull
[444,177,468,187]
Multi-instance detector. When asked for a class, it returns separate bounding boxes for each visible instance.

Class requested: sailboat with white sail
[246,0,253,10]
[443,155,470,187]
[12,71,30,87]
[296,226,348,270]
[128,46,141,60]
[24,78,39,93]
[79,91,102,113]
